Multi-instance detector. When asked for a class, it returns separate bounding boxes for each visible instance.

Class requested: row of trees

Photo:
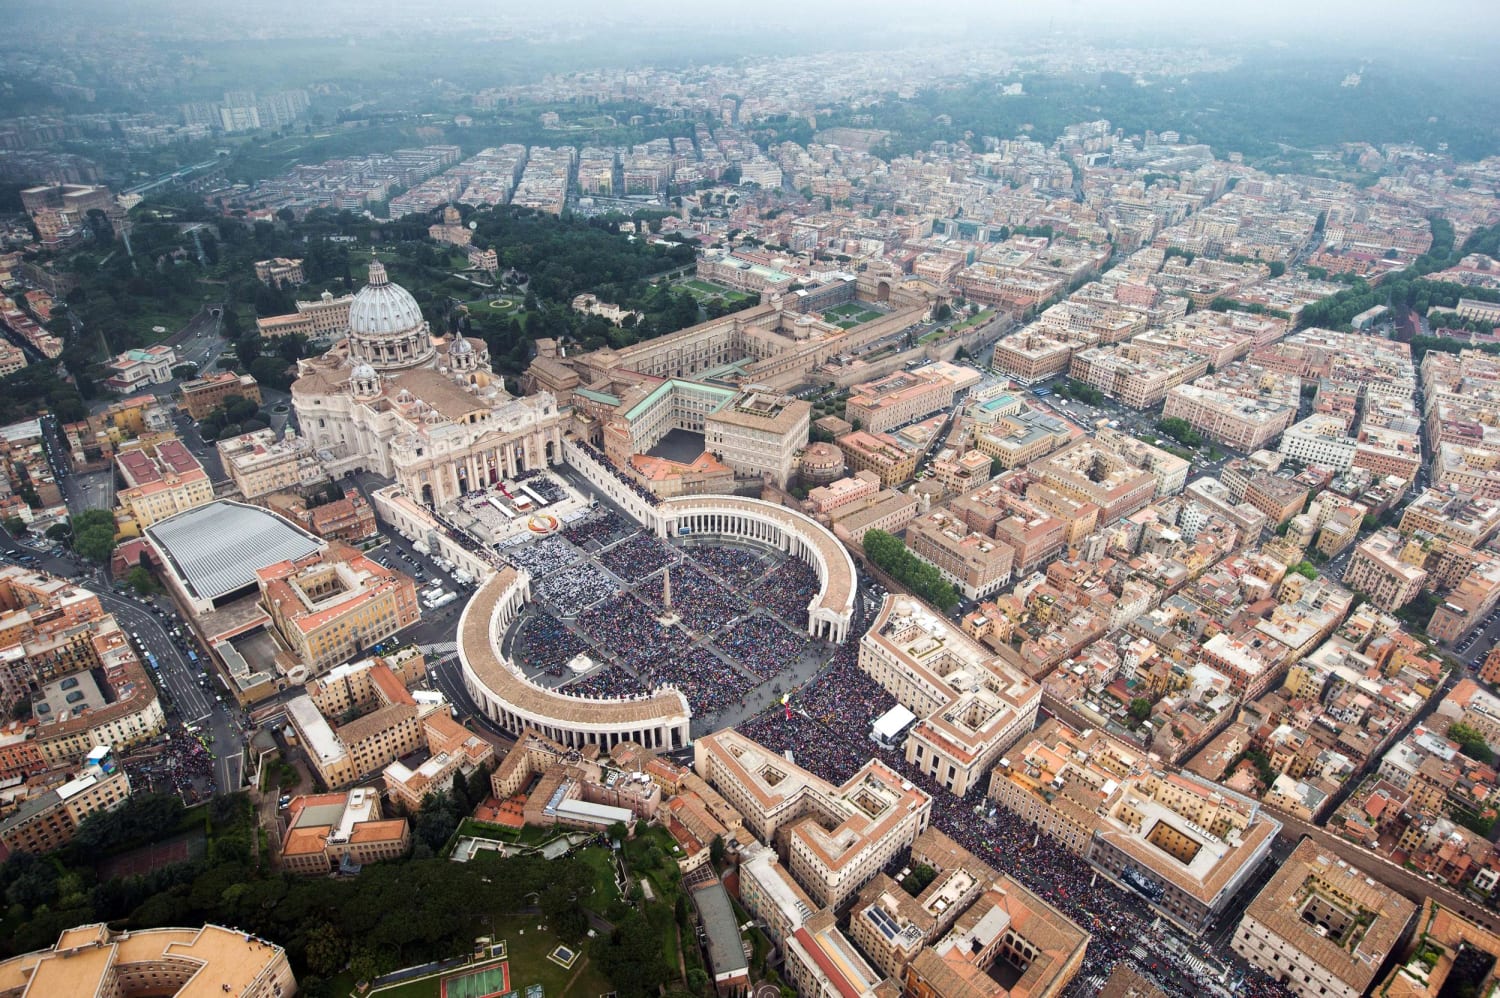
[862,529,960,611]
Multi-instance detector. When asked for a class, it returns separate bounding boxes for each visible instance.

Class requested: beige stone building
[693,728,931,910]
[844,362,981,433]
[256,542,421,676]
[279,787,410,875]
[1231,839,1415,998]
[217,427,323,499]
[860,595,1039,796]
[1344,530,1429,611]
[179,371,261,420]
[989,718,1280,933]
[904,510,1015,602]
[0,749,129,856]
[0,922,296,998]
[837,431,918,488]
[114,439,214,531]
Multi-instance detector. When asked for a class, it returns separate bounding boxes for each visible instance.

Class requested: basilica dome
[347,259,435,371]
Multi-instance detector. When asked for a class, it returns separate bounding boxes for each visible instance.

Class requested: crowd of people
[564,664,647,699]
[717,615,810,679]
[577,592,682,668]
[513,469,566,504]
[725,608,1293,998]
[504,535,579,576]
[638,645,754,715]
[753,558,820,626]
[121,725,217,804]
[533,561,616,611]
[640,564,744,633]
[514,610,591,675]
[687,543,769,588]
[561,509,630,549]
[598,533,676,583]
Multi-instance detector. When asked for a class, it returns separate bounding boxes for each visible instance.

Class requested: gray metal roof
[148,501,323,600]
[691,882,749,978]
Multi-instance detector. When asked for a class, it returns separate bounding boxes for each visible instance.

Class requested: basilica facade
[291,260,565,506]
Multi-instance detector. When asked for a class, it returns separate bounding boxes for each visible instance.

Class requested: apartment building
[860,595,1039,797]
[286,678,431,789]
[1028,438,1159,524]
[114,439,214,530]
[217,427,321,499]
[901,874,1089,998]
[1344,530,1429,611]
[256,542,420,676]
[180,371,261,420]
[949,479,1070,572]
[837,430,919,488]
[693,728,931,910]
[1068,342,1209,409]
[1278,414,1358,470]
[971,407,1074,470]
[991,328,1084,383]
[784,910,894,998]
[1399,487,1500,548]
[989,719,1279,934]
[1162,383,1296,452]
[844,362,980,433]
[0,747,129,856]
[905,510,1015,601]
[279,787,410,875]
[703,389,811,488]
[1231,839,1415,998]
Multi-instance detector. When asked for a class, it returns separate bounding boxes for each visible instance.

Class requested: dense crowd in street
[121,725,217,804]
[728,620,1294,998]
[564,664,647,699]
[599,533,676,582]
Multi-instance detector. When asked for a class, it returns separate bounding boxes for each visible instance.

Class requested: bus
[145,652,159,671]
[187,651,198,666]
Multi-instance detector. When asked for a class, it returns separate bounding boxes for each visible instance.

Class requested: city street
[89,587,245,794]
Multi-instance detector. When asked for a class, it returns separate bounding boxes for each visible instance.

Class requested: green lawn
[678,279,752,303]
[822,303,883,324]
[493,915,612,998]
[576,847,619,914]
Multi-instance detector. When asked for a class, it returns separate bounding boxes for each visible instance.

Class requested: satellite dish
[468,221,477,230]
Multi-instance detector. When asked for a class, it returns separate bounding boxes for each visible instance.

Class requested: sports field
[441,962,510,998]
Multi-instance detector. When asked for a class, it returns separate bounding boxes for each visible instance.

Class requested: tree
[70,508,118,563]
[687,969,710,996]
[1449,723,1494,765]
[126,566,158,595]
[303,922,349,978]
[2,516,24,535]
[1129,698,1152,722]
[709,834,726,868]
[45,523,71,542]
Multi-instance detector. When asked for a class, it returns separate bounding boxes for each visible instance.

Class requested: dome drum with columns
[347,259,436,371]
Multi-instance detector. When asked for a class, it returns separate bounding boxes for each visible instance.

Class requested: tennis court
[440,962,511,998]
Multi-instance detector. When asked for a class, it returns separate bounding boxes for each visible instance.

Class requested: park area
[822,302,884,327]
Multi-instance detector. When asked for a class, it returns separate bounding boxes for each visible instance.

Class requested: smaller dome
[453,337,473,355]
[352,363,378,382]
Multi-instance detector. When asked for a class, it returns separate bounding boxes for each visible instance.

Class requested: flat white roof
[872,704,918,739]
[554,799,633,826]
[287,695,346,766]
